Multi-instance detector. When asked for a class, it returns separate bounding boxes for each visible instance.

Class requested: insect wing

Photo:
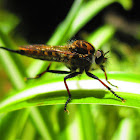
[18,45,75,62]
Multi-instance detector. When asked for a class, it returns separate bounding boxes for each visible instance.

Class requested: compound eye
[95,50,104,64]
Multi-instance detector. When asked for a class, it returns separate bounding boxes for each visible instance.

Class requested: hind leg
[25,63,71,80]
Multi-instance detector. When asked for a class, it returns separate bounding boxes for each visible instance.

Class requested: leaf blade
[0,72,140,113]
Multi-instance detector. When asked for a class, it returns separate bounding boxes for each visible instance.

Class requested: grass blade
[0,72,140,113]
[0,28,55,140]
[30,107,52,140]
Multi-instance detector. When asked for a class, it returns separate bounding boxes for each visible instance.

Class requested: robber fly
[0,40,125,112]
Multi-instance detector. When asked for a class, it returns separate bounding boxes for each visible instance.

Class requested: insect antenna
[104,50,110,55]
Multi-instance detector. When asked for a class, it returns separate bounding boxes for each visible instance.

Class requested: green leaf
[0,110,29,140]
[86,25,116,49]
[78,105,97,140]
[30,107,53,140]
[47,0,84,45]
[0,72,140,113]
[68,0,116,38]
[0,11,20,33]
[112,118,136,140]
[0,29,26,89]
[118,0,133,10]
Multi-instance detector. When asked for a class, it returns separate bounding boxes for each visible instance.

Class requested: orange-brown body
[18,40,95,71]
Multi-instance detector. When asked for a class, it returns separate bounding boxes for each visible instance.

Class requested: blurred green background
[0,0,140,140]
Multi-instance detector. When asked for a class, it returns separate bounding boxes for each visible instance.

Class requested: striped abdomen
[18,45,74,63]
[0,40,95,68]
[0,45,73,63]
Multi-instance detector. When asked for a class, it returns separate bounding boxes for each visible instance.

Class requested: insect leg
[26,63,71,80]
[64,72,81,112]
[25,63,52,80]
[86,71,125,102]
[100,66,118,88]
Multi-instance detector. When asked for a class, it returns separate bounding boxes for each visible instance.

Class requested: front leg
[86,71,125,102]
[100,65,118,88]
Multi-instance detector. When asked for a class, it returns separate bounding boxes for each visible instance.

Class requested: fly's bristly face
[91,49,109,70]
[95,49,109,65]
